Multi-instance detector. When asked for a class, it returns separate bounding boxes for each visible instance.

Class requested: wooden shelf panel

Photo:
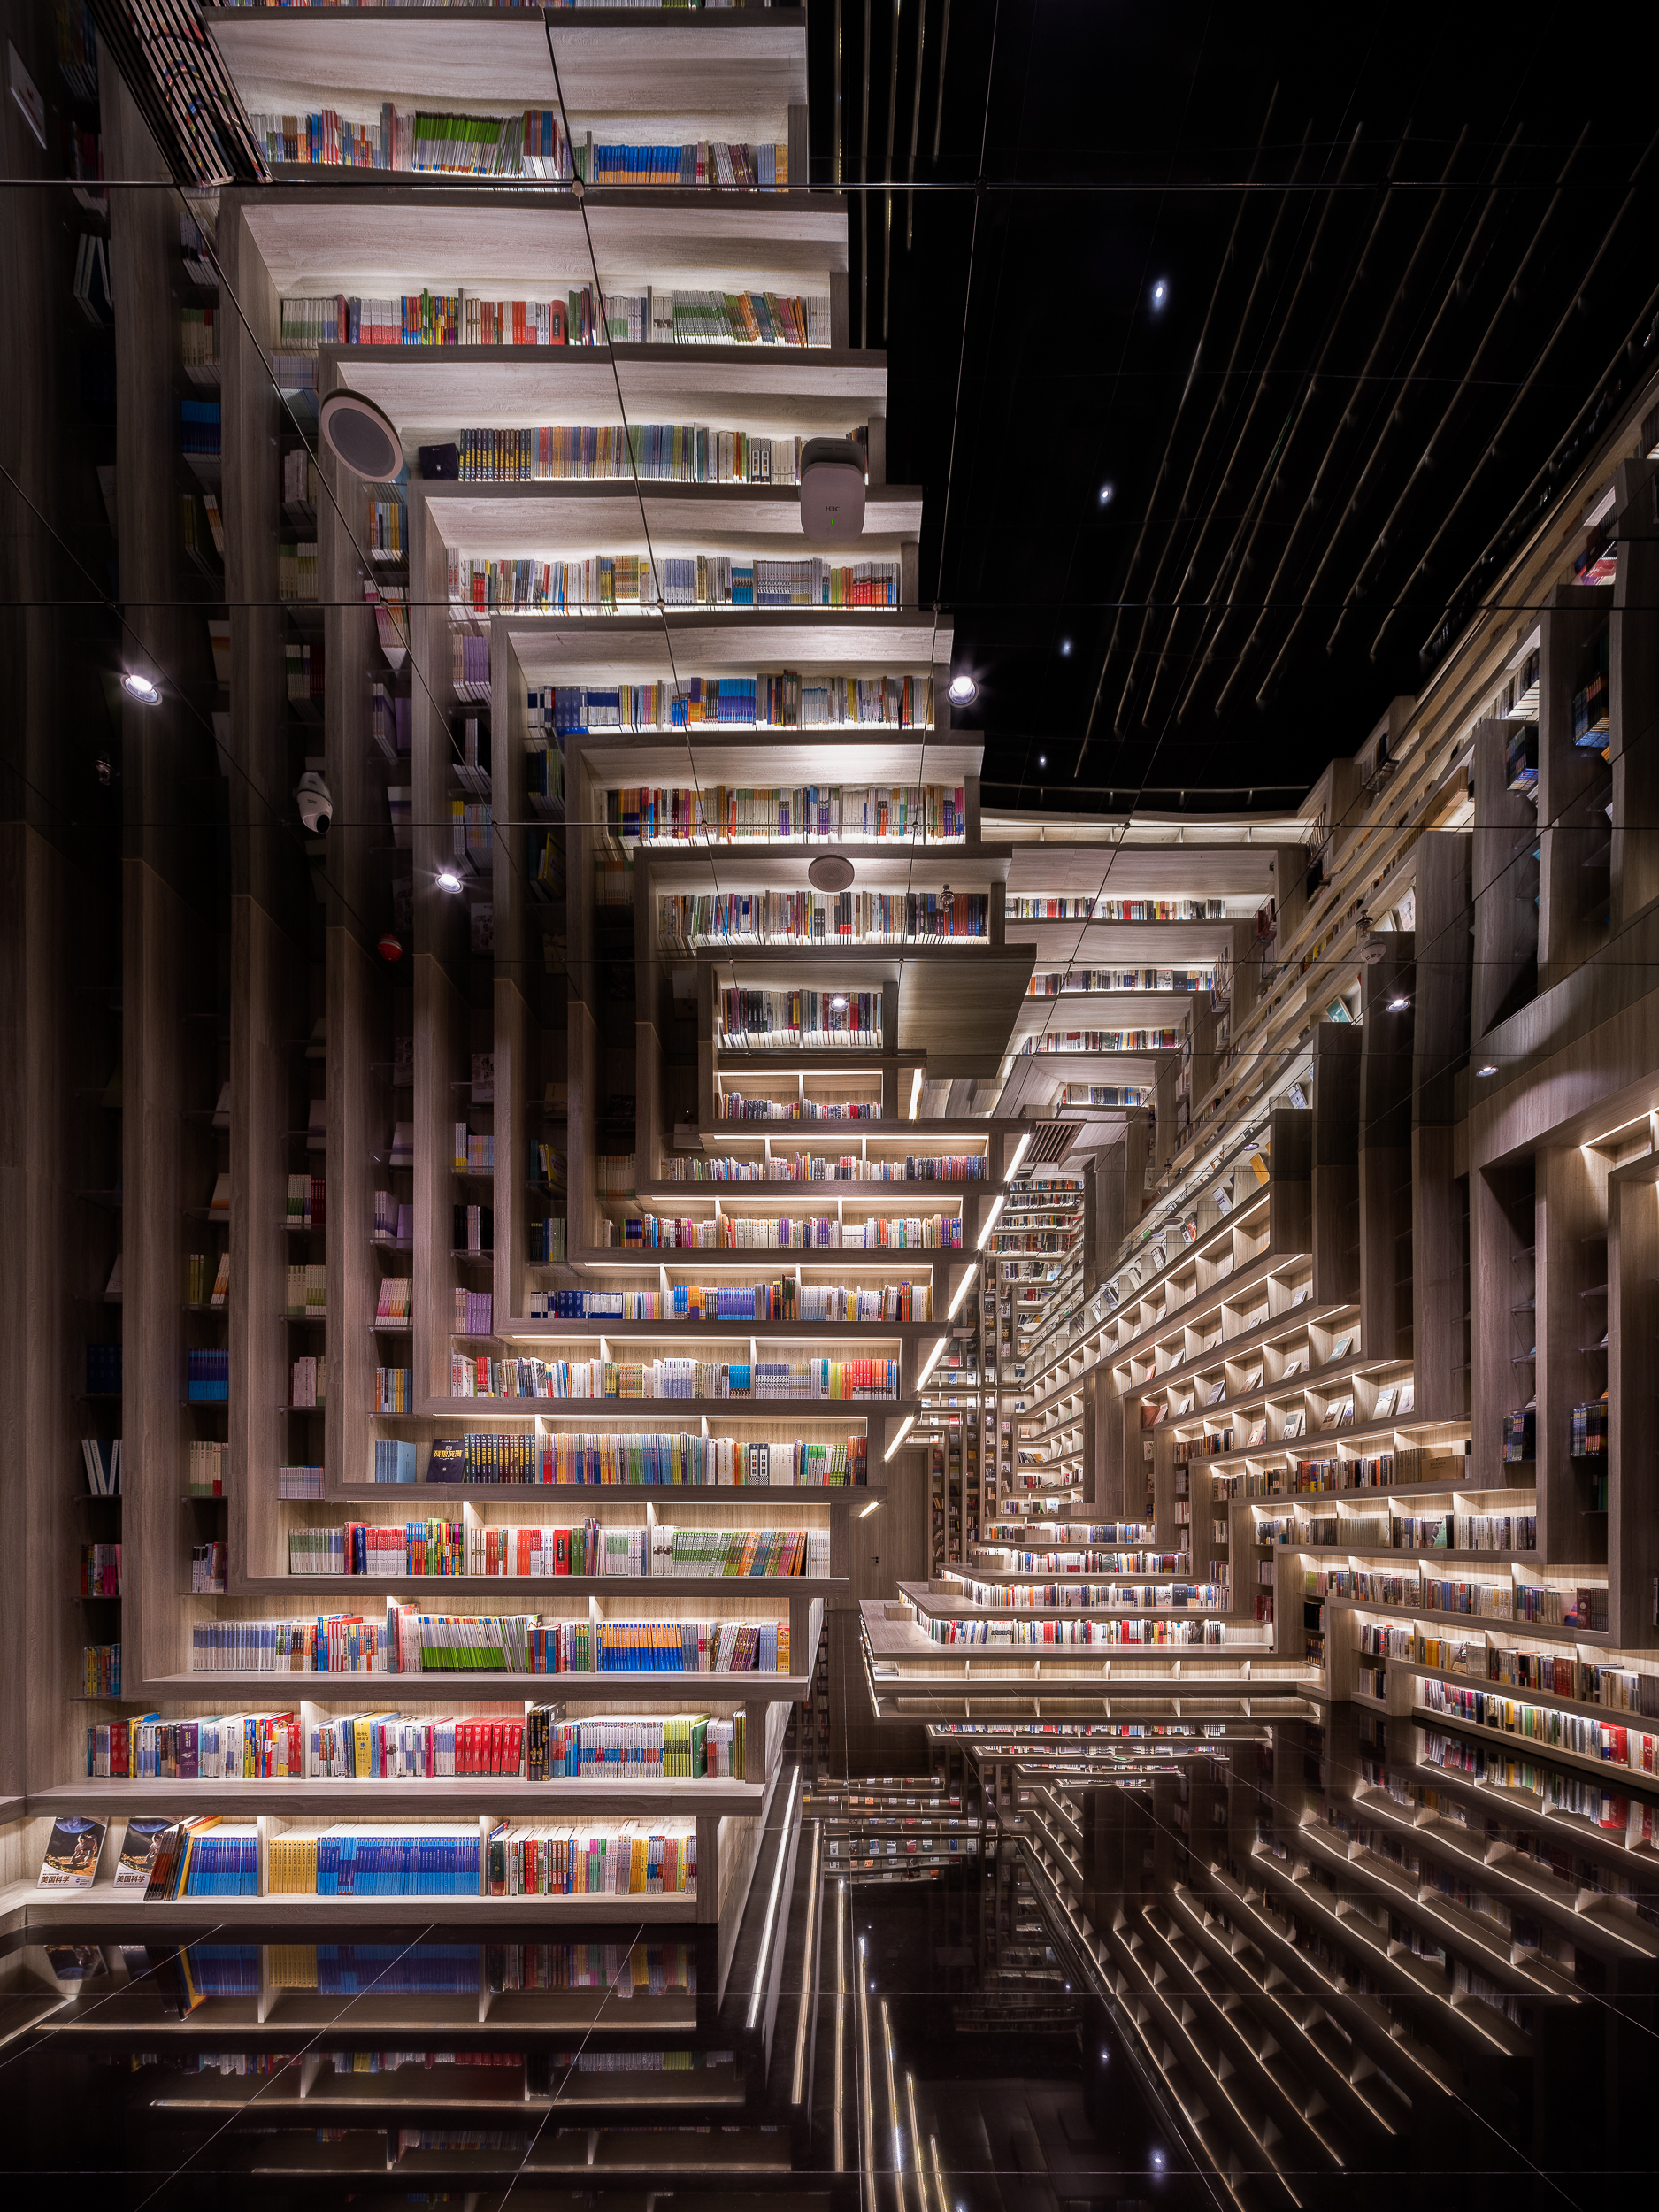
[423,478,923,549]
[207,6,809,124]
[337,342,887,435]
[28,1774,763,1818]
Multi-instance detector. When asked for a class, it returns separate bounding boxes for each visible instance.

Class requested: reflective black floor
[2,1706,1655,2211]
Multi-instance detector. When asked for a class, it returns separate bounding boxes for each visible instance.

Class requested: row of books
[444,1354,899,1401]
[373,1197,412,1251]
[288,1177,327,1230]
[926,1615,1227,1647]
[718,987,881,1048]
[296,1828,480,1897]
[83,1643,121,1696]
[279,541,319,601]
[86,1342,122,1395]
[608,780,965,845]
[1391,1512,1537,1553]
[518,1279,921,1322]
[622,1215,958,1256]
[88,1713,304,1780]
[374,1278,412,1325]
[455,1125,494,1172]
[180,303,219,377]
[663,889,986,950]
[947,1577,1225,1612]
[975,1549,1189,1576]
[289,1357,325,1410]
[286,1263,326,1316]
[446,552,899,611]
[1057,1085,1150,1109]
[489,1822,697,1896]
[665,1151,987,1184]
[281,1466,325,1499]
[718,1094,879,1123]
[81,1439,122,1496]
[1418,1679,1658,1775]
[187,1251,230,1306]
[1475,1644,1657,1714]
[186,1606,793,1676]
[374,1369,413,1417]
[288,1519,826,1581]
[371,1432,865,1486]
[1007,895,1229,922]
[80,1543,121,1598]
[1021,1028,1182,1054]
[188,1440,227,1497]
[286,637,324,704]
[452,426,808,484]
[530,1217,565,1263]
[250,104,572,178]
[188,1349,229,1403]
[1028,966,1215,995]
[454,1287,495,1335]
[278,286,829,349]
[180,397,220,457]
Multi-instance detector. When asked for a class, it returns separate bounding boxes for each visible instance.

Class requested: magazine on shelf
[38,1816,107,1889]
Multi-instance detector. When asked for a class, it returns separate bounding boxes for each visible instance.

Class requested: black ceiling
[807,0,1659,812]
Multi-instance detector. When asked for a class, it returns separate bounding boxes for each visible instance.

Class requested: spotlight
[829,994,849,1010]
[1059,639,1072,657]
[1151,278,1169,311]
[121,672,161,705]
[1038,754,1048,769]
[437,867,464,894]
[1098,482,1114,505]
[948,672,978,705]
[1386,994,1410,1011]
[1478,1063,1498,1078]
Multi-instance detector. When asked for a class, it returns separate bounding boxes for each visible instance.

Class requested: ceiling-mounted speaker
[319,388,402,482]
[800,435,866,542]
[807,855,856,894]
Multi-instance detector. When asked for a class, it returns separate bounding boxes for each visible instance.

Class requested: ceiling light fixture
[948,672,977,705]
[947,1263,980,1320]
[121,672,161,704]
[883,1415,915,1461]
[977,1194,1006,1251]
[917,1336,948,1388]
[829,995,849,1010]
[436,867,464,894]
[1006,1130,1032,1178]
[859,1496,884,1516]
[1386,994,1410,1011]
[1058,640,1072,658]
[1099,482,1114,505]
[1151,278,1170,311]
[1478,1063,1498,1077]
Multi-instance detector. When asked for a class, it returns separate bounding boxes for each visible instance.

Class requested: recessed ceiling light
[121,672,161,704]
[1099,482,1114,505]
[1478,1063,1498,1077]
[1151,278,1170,311]
[1386,994,1409,1011]
[829,994,849,1010]
[1059,639,1072,657]
[1038,755,1048,769]
[436,867,464,894]
[948,672,977,704]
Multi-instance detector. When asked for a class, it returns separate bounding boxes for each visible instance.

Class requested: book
[1395,1381,1415,1416]
[38,1816,106,1889]
[113,1817,174,1890]
[1372,1386,1397,1418]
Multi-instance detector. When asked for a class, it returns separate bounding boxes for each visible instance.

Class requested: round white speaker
[807,855,856,893]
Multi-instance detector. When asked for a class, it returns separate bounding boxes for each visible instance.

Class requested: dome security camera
[800,435,866,542]
[296,770,334,834]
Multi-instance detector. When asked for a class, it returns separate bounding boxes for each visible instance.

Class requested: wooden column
[1471,717,1539,1037]
[1537,583,1613,990]
[1310,1024,1361,1308]
[1536,1142,1610,1568]
[1412,833,1472,1422]
[1359,933,1415,1362]
[1609,457,1659,927]
[1607,1152,1659,1649]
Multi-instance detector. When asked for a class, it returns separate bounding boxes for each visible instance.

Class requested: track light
[948,673,977,704]
[436,866,464,894]
[1478,1063,1498,1077]
[121,672,161,704]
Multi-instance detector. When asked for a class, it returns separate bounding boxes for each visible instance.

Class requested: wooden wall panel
[1310,1023,1361,1308]
[1471,718,1540,1038]
[1610,457,1659,928]
[1539,585,1615,990]
[1359,933,1415,1362]
[1413,833,1472,1421]
[1536,1141,1610,1567]
[1607,1154,1659,1647]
